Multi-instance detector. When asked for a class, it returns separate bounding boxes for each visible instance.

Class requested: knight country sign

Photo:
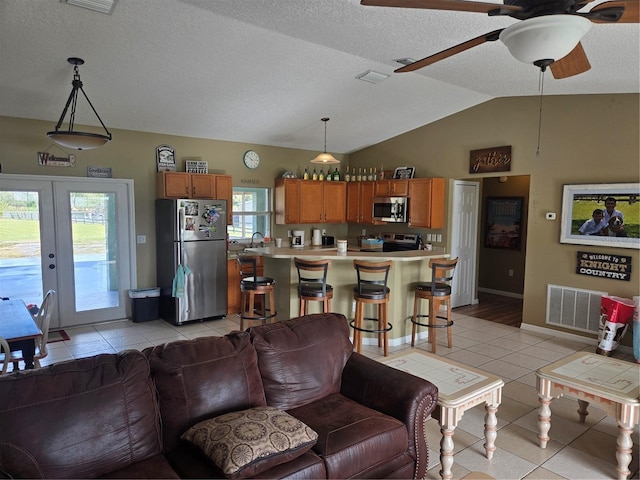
[576,251,632,281]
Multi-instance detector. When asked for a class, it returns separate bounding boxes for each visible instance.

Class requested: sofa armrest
[340,352,438,479]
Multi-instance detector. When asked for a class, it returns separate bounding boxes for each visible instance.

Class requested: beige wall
[349,93,640,338]
[0,116,347,289]
[2,93,639,339]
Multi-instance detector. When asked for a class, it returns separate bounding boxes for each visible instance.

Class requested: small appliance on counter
[322,235,335,246]
[381,232,421,252]
[291,230,304,247]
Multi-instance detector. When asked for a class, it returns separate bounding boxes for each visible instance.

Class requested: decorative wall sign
[87,166,113,178]
[576,251,632,281]
[185,160,208,173]
[37,152,76,167]
[156,145,176,171]
[485,196,523,250]
[560,183,640,250]
[469,146,512,174]
[393,166,415,179]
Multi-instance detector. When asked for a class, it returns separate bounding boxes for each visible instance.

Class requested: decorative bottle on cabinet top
[344,166,351,182]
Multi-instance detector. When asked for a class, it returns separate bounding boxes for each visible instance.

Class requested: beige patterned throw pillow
[181,406,318,478]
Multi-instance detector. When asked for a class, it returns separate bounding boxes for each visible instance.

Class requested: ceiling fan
[361,0,639,78]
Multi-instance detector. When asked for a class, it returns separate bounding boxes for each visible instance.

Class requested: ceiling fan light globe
[499,15,592,65]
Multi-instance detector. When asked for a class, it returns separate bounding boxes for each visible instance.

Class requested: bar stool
[410,257,458,354]
[238,255,277,330]
[350,260,392,356]
[294,258,333,315]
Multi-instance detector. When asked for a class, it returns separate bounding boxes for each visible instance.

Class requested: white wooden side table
[536,351,640,480]
[381,349,504,480]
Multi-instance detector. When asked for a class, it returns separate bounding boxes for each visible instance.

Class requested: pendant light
[47,57,112,150]
[310,117,340,165]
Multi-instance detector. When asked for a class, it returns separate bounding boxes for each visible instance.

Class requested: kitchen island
[243,245,449,347]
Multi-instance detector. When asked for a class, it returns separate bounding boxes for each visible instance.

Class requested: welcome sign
[576,251,632,281]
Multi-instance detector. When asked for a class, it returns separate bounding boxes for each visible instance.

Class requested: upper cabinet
[374,179,409,197]
[157,172,234,224]
[346,181,375,224]
[408,178,445,229]
[275,179,346,224]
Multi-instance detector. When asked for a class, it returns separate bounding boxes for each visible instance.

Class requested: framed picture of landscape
[485,197,523,250]
[560,183,640,250]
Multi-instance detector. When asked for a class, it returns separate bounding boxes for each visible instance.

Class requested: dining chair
[0,336,10,374]
[11,290,56,370]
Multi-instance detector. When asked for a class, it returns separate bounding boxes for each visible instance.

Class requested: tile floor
[32,310,640,480]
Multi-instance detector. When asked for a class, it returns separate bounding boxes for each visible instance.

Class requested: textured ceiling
[1,0,638,154]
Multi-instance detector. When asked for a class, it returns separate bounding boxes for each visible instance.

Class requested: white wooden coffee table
[381,349,503,480]
[536,351,640,480]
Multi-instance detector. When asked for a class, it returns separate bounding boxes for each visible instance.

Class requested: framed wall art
[485,197,523,250]
[560,183,640,250]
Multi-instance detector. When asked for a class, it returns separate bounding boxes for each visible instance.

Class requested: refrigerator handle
[178,207,186,265]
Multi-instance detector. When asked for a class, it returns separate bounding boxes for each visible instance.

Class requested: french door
[0,175,136,328]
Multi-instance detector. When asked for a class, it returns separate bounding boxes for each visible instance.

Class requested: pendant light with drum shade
[47,57,112,150]
[310,117,340,165]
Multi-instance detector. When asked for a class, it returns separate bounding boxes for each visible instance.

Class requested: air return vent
[546,284,606,334]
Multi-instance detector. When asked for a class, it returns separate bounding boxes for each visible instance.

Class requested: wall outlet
[136,235,146,244]
[436,234,442,242]
[426,233,432,241]
[508,269,514,277]
[287,230,292,237]
[322,229,327,235]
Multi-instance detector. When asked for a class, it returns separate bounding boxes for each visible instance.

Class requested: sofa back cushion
[249,313,353,410]
[0,351,161,479]
[147,331,266,452]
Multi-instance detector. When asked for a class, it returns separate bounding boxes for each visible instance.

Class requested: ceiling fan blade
[395,30,502,73]
[361,0,522,14]
[587,0,639,23]
[550,42,591,79]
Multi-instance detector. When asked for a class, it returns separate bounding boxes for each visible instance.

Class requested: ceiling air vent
[63,0,118,15]
[355,70,389,84]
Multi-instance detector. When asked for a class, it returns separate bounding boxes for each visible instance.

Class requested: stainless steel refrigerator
[156,199,227,325]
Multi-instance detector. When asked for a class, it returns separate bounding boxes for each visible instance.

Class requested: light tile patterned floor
[24,310,640,480]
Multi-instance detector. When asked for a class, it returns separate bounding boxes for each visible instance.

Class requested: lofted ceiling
[1,0,638,155]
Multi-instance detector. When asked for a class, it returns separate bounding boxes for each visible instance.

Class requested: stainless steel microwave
[373,197,408,223]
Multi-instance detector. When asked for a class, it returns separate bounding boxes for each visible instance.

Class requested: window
[230,187,271,241]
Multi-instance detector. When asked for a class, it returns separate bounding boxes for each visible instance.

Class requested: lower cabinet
[227,256,263,315]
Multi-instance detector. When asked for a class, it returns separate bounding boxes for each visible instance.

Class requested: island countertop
[241,244,450,349]
[243,245,448,261]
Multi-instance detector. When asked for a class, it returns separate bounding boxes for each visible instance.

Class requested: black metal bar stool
[410,257,458,354]
[350,260,392,357]
[238,255,277,330]
[294,258,333,315]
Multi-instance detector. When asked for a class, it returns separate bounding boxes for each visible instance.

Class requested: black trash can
[129,288,160,323]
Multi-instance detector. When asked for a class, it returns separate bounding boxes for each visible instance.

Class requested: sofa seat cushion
[287,393,408,479]
[98,454,179,479]
[0,352,161,479]
[181,406,318,478]
[166,446,326,479]
[147,331,267,452]
[249,313,353,410]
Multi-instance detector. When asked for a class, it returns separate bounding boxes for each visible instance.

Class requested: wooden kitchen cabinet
[374,179,409,197]
[275,179,346,224]
[408,177,445,228]
[346,181,375,224]
[227,255,263,315]
[157,172,233,224]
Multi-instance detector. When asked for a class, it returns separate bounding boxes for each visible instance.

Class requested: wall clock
[243,150,260,169]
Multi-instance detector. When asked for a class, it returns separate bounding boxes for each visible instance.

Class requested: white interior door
[0,175,136,328]
[450,180,479,308]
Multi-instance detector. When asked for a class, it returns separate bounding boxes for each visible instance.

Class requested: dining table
[0,299,42,369]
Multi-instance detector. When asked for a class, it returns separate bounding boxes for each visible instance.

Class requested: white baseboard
[477,287,523,300]
[520,323,633,355]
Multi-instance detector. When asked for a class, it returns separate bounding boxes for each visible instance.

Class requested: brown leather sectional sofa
[0,313,438,479]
